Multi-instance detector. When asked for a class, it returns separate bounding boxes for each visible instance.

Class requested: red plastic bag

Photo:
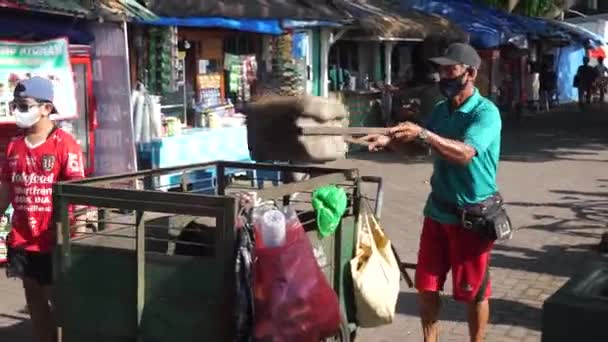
[254,212,341,341]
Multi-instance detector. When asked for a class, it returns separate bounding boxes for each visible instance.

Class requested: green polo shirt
[423,88,502,224]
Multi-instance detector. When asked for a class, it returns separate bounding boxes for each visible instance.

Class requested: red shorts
[415,217,494,302]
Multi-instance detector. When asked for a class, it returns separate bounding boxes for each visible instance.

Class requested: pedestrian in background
[539,58,557,111]
[595,56,608,103]
[574,56,598,108]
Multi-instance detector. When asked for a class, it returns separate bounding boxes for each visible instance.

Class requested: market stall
[326,1,465,151]
[127,20,283,190]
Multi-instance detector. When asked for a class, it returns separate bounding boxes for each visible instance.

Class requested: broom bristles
[244,95,350,162]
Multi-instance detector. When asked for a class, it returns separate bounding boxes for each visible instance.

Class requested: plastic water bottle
[259,209,286,248]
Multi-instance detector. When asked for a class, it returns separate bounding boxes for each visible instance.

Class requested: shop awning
[146,0,349,21]
[0,0,89,17]
[335,0,466,42]
[411,0,521,49]
[0,10,93,44]
[548,20,605,48]
[137,17,284,35]
[411,0,604,49]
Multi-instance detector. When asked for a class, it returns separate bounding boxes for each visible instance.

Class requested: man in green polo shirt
[364,43,502,342]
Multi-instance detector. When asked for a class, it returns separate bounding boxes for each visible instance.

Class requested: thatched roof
[137,0,466,42]
[0,0,90,17]
[99,0,159,21]
[145,0,350,21]
[335,0,466,42]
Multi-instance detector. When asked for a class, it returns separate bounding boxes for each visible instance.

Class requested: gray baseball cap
[430,43,482,69]
[13,76,57,113]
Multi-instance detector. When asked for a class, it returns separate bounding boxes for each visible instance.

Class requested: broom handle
[299,126,390,136]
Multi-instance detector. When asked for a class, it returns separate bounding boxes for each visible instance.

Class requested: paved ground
[1,105,608,341]
[335,105,608,342]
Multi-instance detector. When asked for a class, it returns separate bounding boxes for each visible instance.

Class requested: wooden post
[320,28,331,97]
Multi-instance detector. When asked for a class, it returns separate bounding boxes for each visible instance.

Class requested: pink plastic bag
[254,213,341,341]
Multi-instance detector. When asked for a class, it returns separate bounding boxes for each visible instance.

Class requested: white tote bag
[350,206,401,328]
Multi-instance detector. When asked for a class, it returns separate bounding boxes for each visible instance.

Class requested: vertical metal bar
[53,194,70,342]
[216,163,226,196]
[135,210,146,341]
[219,198,237,341]
[97,208,107,231]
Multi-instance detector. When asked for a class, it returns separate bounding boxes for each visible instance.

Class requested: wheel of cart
[52,161,384,342]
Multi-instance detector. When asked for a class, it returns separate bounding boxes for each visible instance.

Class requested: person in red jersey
[0,76,85,342]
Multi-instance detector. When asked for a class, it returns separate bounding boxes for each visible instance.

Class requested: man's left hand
[390,122,423,143]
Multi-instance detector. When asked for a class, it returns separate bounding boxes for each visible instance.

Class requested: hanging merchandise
[225,53,258,104]
[253,206,341,341]
[270,34,305,97]
[312,185,348,238]
[350,203,400,328]
[132,83,162,143]
[145,26,177,95]
[169,27,180,93]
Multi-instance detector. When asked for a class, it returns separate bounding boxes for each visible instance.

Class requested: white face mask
[13,107,41,128]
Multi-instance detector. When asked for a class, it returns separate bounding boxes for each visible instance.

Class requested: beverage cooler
[0,44,97,176]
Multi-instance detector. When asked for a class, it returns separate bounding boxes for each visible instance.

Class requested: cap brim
[429,56,461,66]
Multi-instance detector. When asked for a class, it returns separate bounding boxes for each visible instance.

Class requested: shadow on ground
[396,292,541,330]
[495,185,608,277]
[508,187,608,229]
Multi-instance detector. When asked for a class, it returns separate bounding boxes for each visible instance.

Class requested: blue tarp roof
[137,17,284,35]
[409,0,516,48]
[408,0,603,49]
[549,20,604,47]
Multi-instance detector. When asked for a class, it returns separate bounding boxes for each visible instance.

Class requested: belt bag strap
[430,193,503,215]
[431,193,512,241]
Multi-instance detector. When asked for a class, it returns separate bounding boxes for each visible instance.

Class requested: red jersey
[0,128,84,253]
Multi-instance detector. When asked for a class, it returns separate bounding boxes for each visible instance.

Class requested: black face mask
[439,72,467,99]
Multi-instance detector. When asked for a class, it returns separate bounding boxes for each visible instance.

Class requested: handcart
[52,161,388,342]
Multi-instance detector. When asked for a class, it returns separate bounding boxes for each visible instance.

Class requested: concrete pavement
[336,105,608,341]
[1,105,607,341]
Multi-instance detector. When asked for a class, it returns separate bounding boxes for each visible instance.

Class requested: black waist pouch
[461,193,513,241]
[433,193,513,241]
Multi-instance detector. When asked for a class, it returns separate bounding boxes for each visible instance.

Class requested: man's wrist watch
[417,128,430,145]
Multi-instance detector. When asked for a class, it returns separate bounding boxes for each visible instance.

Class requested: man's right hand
[360,134,392,152]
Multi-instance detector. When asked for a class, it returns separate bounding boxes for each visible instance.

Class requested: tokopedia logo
[11,173,55,185]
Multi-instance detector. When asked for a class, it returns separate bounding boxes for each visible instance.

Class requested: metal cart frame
[53,161,383,342]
